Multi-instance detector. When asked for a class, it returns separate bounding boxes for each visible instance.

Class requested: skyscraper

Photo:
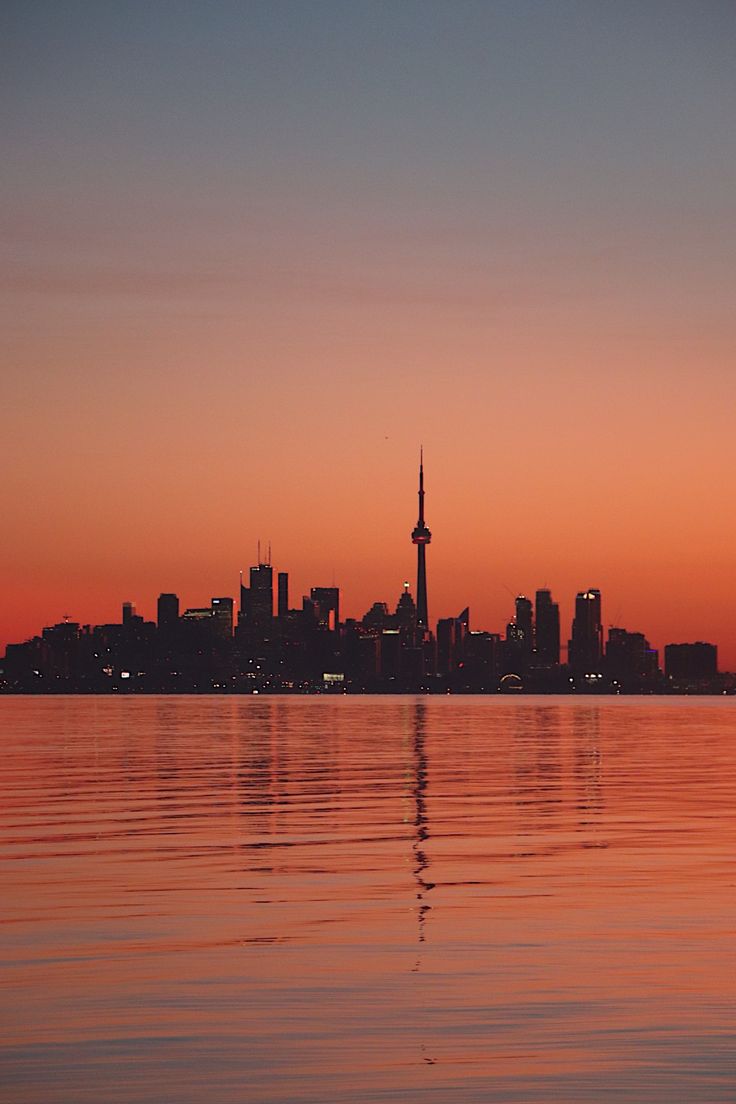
[277,572,289,619]
[211,597,234,639]
[249,563,273,630]
[568,589,603,672]
[535,589,560,665]
[515,595,533,658]
[310,587,340,632]
[157,593,179,632]
[411,451,431,631]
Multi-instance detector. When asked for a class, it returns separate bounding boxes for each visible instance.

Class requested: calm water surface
[2,696,736,1103]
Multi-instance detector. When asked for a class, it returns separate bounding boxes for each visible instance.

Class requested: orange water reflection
[2,696,736,1102]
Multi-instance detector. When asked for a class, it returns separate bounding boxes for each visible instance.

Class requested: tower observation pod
[411,450,432,631]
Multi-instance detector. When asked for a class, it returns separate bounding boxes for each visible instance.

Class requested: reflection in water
[2,696,736,1104]
[410,698,434,950]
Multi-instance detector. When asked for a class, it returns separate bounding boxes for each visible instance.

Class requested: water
[2,695,735,1103]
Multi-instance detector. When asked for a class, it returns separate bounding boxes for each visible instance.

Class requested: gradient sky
[3,1,736,665]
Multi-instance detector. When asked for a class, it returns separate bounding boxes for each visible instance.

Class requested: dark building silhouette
[568,589,603,672]
[515,596,533,652]
[535,589,560,665]
[395,583,417,635]
[436,607,468,676]
[436,617,456,676]
[362,601,391,630]
[211,597,234,638]
[665,642,717,683]
[310,587,340,632]
[411,451,431,632]
[605,628,659,688]
[277,572,289,619]
[1,458,729,696]
[157,593,179,630]
[504,596,533,674]
[464,631,501,687]
[240,562,273,631]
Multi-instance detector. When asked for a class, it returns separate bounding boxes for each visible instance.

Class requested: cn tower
[411,449,432,631]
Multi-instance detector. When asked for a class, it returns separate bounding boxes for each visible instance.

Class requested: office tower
[122,601,135,625]
[395,582,416,634]
[249,562,273,630]
[515,595,533,657]
[411,451,431,631]
[277,572,289,619]
[606,628,658,685]
[568,589,603,671]
[211,597,234,639]
[664,642,717,682]
[436,618,456,676]
[362,602,391,630]
[535,589,560,664]
[157,593,179,631]
[310,587,340,632]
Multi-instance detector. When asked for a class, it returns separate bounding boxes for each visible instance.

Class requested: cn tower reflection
[411,698,434,959]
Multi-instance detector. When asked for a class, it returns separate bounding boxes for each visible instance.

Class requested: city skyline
[3,3,736,667]
[2,446,732,662]
[2,457,728,690]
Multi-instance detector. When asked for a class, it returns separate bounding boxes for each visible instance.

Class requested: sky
[2,0,736,666]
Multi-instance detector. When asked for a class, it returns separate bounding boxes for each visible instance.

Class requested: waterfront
[2,696,735,1102]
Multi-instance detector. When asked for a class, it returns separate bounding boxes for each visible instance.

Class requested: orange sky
[3,3,736,666]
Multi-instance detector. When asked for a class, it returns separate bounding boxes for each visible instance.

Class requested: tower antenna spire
[411,449,431,631]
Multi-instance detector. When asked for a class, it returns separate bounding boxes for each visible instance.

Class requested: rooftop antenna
[268,541,272,566]
[257,539,261,565]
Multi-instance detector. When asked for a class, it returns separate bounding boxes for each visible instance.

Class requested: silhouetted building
[310,587,340,632]
[461,631,501,689]
[568,589,603,672]
[122,601,135,625]
[362,602,391,630]
[515,596,533,652]
[41,621,81,680]
[665,642,717,683]
[436,618,457,676]
[277,572,289,619]
[411,451,431,632]
[395,582,416,636]
[535,589,560,665]
[240,562,273,632]
[157,593,179,631]
[182,607,213,623]
[606,628,659,688]
[211,597,234,639]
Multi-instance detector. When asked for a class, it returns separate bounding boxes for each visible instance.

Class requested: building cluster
[1,460,728,695]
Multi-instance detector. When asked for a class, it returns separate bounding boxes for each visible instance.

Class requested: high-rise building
[211,597,234,639]
[248,563,273,630]
[436,617,457,676]
[515,595,533,657]
[310,587,340,632]
[568,589,603,671]
[411,451,431,632]
[157,593,179,631]
[664,642,717,682]
[606,628,658,686]
[535,589,560,665]
[122,601,135,625]
[395,582,416,634]
[277,572,289,619]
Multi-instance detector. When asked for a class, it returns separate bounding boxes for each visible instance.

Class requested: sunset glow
[3,3,735,665]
